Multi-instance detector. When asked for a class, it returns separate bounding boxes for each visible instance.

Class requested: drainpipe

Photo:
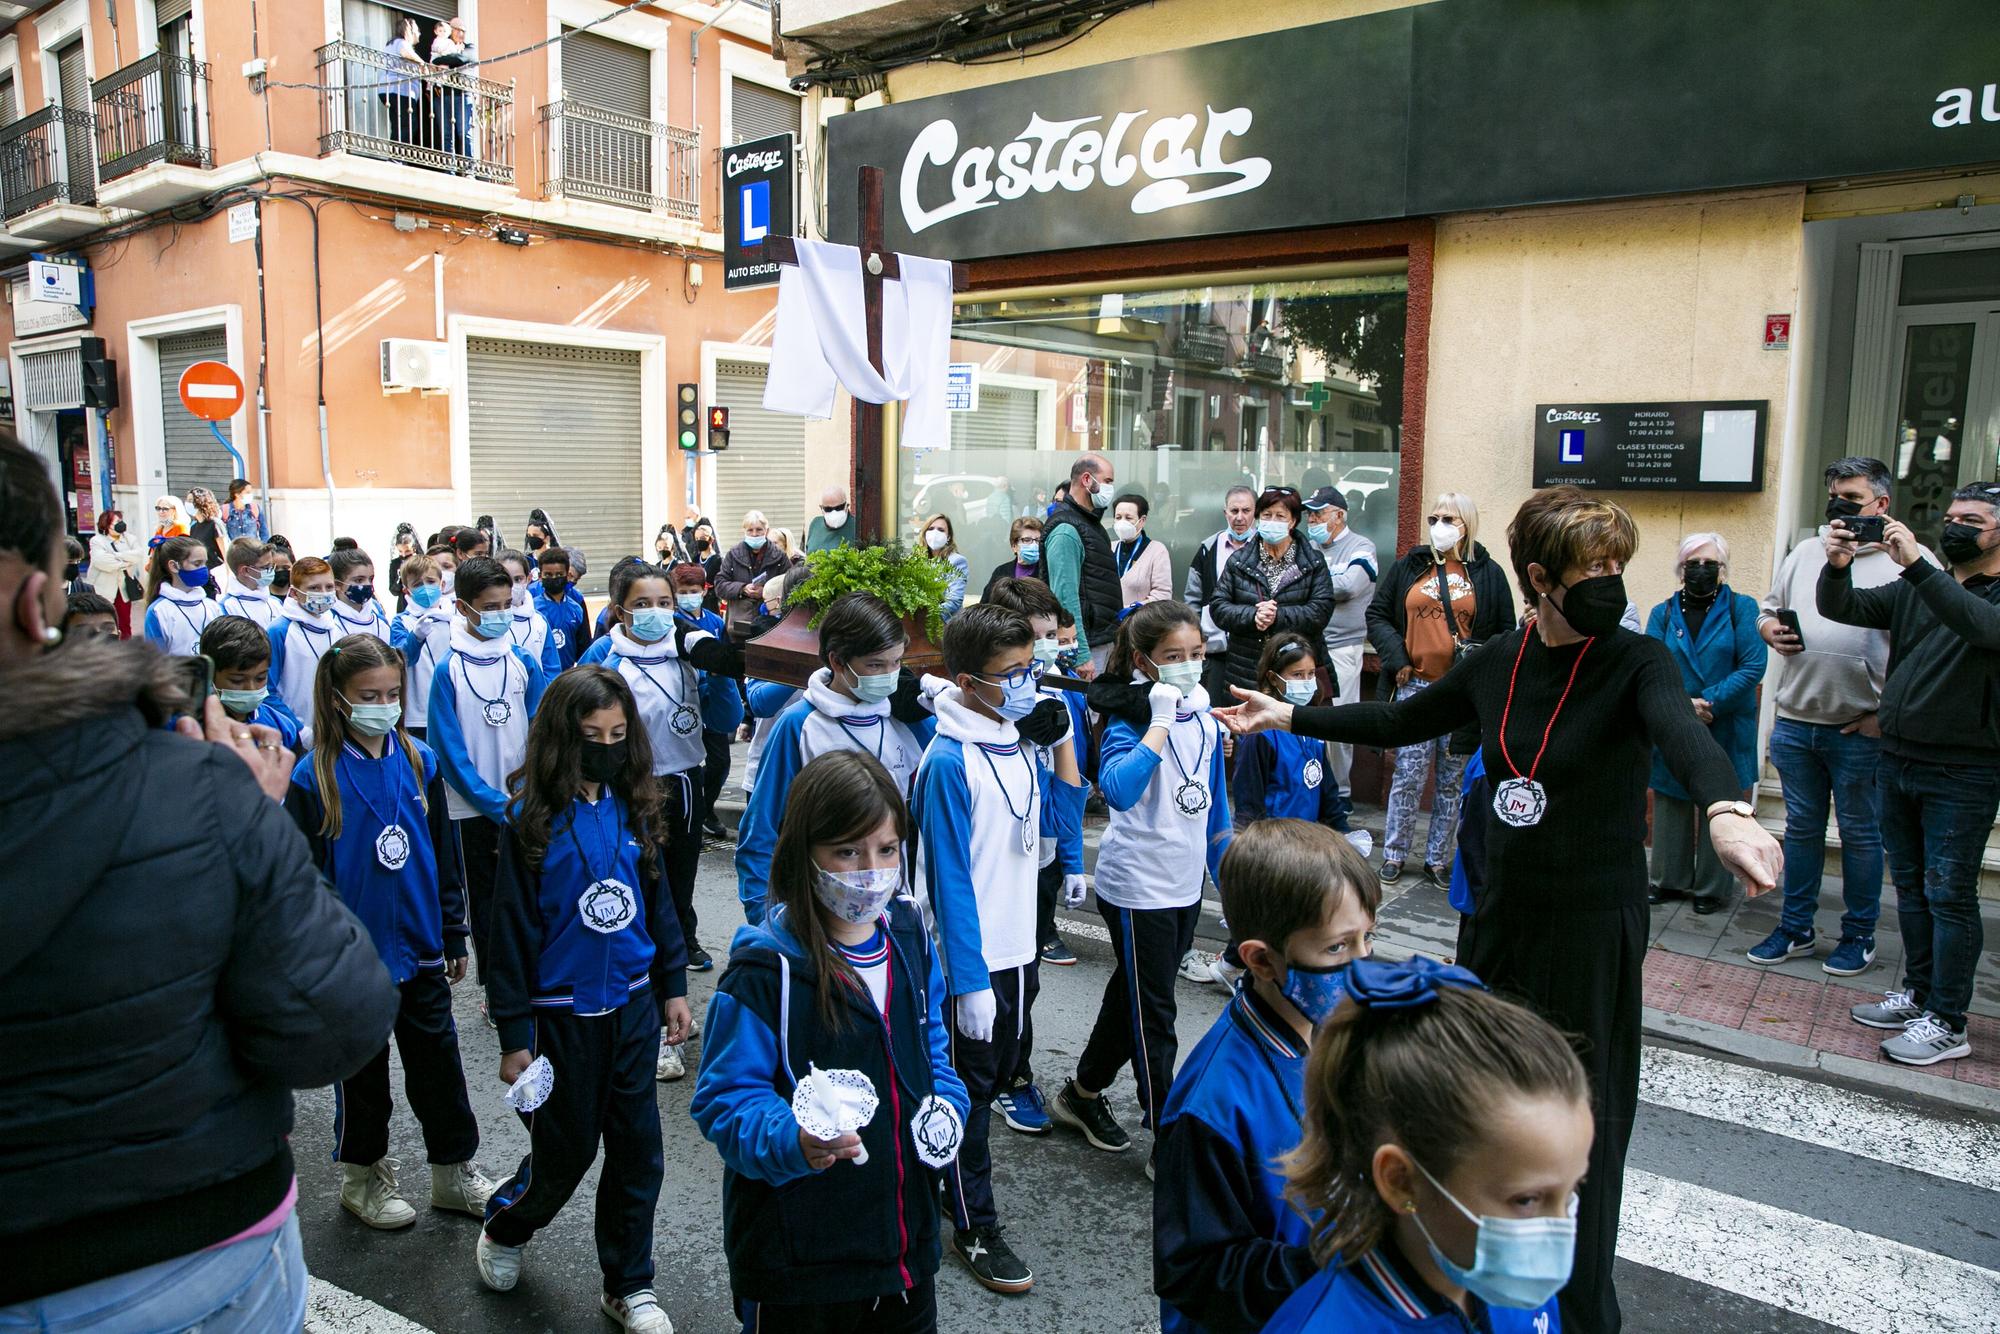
[689,0,744,126]
[251,197,272,521]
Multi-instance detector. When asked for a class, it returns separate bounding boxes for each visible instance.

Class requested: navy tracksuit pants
[332,970,479,1167]
[944,962,1038,1232]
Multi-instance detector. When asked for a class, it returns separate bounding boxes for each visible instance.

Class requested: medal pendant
[670,703,700,736]
[1020,819,1035,855]
[578,878,639,934]
[1174,780,1210,817]
[482,699,513,727]
[1303,758,1324,789]
[375,823,411,871]
[1492,777,1548,828]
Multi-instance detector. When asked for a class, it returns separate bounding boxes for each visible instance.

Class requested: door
[54,40,93,205]
[712,360,806,535]
[465,338,643,595]
[1886,307,2000,537]
[157,328,238,498]
[156,0,197,159]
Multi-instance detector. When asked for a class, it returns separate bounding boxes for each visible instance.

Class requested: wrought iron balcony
[93,52,212,181]
[539,99,698,219]
[1239,348,1287,380]
[1174,323,1230,367]
[316,41,514,185]
[0,105,97,218]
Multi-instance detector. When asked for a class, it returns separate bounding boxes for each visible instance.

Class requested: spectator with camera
[1817,479,2000,1066]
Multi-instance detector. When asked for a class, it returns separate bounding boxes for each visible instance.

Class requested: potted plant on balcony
[742,541,949,688]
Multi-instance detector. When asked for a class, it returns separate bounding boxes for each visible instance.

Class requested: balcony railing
[1174,324,1230,367]
[93,52,213,181]
[316,41,514,185]
[539,99,698,219]
[0,105,97,218]
[1239,349,1287,380]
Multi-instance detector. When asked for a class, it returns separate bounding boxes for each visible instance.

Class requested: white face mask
[1114,519,1140,543]
[812,864,901,924]
[822,507,849,531]
[1430,519,1462,552]
[925,528,949,552]
[1281,678,1317,706]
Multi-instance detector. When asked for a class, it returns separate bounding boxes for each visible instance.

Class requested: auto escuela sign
[724,133,797,291]
[826,0,2000,260]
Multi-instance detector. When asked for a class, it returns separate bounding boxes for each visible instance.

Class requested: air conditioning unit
[381,339,452,395]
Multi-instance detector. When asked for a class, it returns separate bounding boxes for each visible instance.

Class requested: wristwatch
[1706,800,1756,821]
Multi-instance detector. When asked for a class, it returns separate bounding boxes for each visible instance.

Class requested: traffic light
[676,383,699,451]
[707,405,731,452]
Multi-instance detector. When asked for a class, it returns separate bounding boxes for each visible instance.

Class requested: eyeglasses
[978,662,1048,690]
[1264,486,1300,498]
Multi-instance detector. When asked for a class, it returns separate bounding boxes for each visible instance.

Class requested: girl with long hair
[141,534,219,655]
[692,750,970,1333]
[284,635,495,1233]
[479,668,689,1334]
[269,555,340,723]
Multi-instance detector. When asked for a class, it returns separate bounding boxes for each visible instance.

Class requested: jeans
[1767,718,1883,941]
[1876,753,2000,1032]
[0,1214,305,1333]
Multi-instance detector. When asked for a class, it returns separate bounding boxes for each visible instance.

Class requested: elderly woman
[149,495,188,550]
[920,512,970,620]
[1209,485,1334,696]
[1364,492,1516,885]
[1111,493,1173,611]
[1645,533,1767,914]
[715,509,791,605]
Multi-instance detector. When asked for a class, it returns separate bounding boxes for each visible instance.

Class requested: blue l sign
[739,180,770,246]
[1559,428,1585,464]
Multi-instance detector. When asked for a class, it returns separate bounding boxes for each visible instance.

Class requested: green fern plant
[790,541,950,642]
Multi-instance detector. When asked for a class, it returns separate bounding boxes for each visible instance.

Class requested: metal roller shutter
[155,0,193,24]
[949,383,1039,450]
[564,31,650,115]
[55,41,92,204]
[466,338,642,595]
[713,361,807,536]
[157,328,237,497]
[19,346,82,412]
[731,81,800,145]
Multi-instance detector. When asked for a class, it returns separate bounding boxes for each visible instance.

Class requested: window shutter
[155,0,194,25]
[730,81,800,145]
[563,31,650,116]
[20,346,83,412]
[949,384,1039,450]
[0,76,17,126]
[713,362,808,534]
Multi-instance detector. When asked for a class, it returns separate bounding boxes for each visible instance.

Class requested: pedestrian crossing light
[707,405,730,452]
[677,382,699,451]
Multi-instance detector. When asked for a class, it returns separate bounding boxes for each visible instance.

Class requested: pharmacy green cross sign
[1299,381,1330,412]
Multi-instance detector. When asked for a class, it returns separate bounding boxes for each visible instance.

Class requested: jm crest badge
[1492,777,1548,828]
[482,699,513,727]
[374,823,411,871]
[578,879,639,934]
[1302,758,1323,789]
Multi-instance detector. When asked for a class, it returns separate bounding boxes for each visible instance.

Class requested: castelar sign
[829,0,2000,261]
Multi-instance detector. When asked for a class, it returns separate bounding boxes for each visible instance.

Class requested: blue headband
[1344,956,1488,1010]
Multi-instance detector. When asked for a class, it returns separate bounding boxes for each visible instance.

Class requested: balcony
[0,105,104,240]
[94,53,211,179]
[539,100,698,219]
[316,41,514,186]
[1174,323,1230,367]
[1239,349,1287,380]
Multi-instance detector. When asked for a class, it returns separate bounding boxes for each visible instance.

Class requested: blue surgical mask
[1032,637,1061,666]
[1017,542,1040,565]
[341,695,403,738]
[1278,959,1350,1025]
[744,534,768,551]
[1147,656,1203,696]
[1256,518,1291,545]
[1411,1159,1578,1311]
[178,565,210,588]
[255,567,277,588]
[847,666,900,703]
[476,608,512,639]
[1281,678,1317,706]
[676,593,705,614]
[980,673,1042,722]
[217,686,268,716]
[630,607,675,643]
[1307,522,1331,544]
[410,584,443,609]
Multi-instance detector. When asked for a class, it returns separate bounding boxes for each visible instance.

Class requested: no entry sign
[178,360,244,421]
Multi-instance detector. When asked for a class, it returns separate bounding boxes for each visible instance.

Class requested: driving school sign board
[724,133,797,291]
[1532,401,1769,493]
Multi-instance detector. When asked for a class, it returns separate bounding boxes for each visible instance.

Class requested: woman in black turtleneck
[1215,487,1780,1334]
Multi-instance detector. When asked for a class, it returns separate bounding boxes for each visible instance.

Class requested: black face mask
[1552,573,1628,637]
[113,521,128,535]
[526,536,545,551]
[540,575,567,597]
[63,562,80,582]
[271,568,292,593]
[580,738,628,784]
[1825,495,1865,523]
[1681,560,1721,597]
[1939,522,1992,568]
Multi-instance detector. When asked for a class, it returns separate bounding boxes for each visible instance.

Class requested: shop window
[901,272,1408,588]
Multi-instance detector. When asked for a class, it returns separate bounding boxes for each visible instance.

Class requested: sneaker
[1039,938,1078,966]
[1880,1013,1971,1066]
[1822,936,1877,977]
[995,1081,1052,1135]
[1207,953,1245,989]
[1746,927,1816,965]
[340,1158,417,1230]
[1851,988,1923,1030]
[656,1037,687,1082]
[953,1225,1034,1294]
[701,818,728,841]
[602,1289,673,1332]
[1145,1152,1156,1183]
[1423,864,1448,889]
[476,1231,525,1291]
[1049,1079,1131,1153]
[430,1160,497,1217]
[1178,949,1217,984]
[687,943,714,973]
[1379,860,1403,885]
[685,1012,701,1041]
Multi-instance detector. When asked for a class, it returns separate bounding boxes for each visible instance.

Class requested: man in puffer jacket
[0,431,398,1328]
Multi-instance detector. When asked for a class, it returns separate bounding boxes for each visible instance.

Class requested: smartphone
[170,653,214,717]
[1773,608,1804,648]
[1837,514,1886,544]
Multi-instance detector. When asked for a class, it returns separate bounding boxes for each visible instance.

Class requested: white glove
[955,988,996,1043]
[1148,681,1182,730]
[919,673,953,711]
[1061,874,1090,910]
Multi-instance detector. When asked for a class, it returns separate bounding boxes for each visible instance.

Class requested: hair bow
[1344,956,1487,1010]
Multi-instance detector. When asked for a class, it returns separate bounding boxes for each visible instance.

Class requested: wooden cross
[761,165,965,547]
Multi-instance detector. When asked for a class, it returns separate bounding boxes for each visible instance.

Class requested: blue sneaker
[1746,927,1815,965]
[995,1081,1052,1136]
[1822,936,1877,977]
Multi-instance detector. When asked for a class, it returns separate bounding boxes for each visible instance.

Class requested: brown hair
[508,667,664,875]
[146,535,207,601]
[1283,982,1588,1267]
[1009,515,1044,544]
[1253,631,1321,699]
[1505,486,1638,617]
[921,512,957,559]
[226,536,269,573]
[309,635,426,840]
[983,574,1061,621]
[1219,820,1378,955]
[399,553,439,591]
[1104,599,1199,683]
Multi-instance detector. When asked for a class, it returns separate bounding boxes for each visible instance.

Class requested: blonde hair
[1506,487,1640,615]
[310,635,426,840]
[770,527,797,559]
[1430,492,1478,556]
[1674,531,1728,577]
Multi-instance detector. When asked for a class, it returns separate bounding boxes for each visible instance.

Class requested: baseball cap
[1304,485,1349,512]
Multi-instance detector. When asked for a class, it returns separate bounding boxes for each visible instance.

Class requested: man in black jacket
[0,433,398,1324]
[1183,485,1258,701]
[1819,481,2000,1067]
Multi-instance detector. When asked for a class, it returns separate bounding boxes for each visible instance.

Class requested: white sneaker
[1880,1013,1971,1066]
[476,1231,525,1291]
[656,1037,687,1082]
[1177,949,1217,984]
[1207,954,1245,989]
[685,1013,701,1041]
[340,1158,417,1230]
[431,1160,497,1217]
[603,1289,673,1332]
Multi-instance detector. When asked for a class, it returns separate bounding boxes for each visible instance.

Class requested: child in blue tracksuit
[479,667,691,1332]
[284,634,495,1231]
[268,556,341,724]
[430,557,548,986]
[531,545,591,671]
[736,593,935,926]
[499,549,562,679]
[1051,602,1231,1160]
[391,553,453,742]
[1154,820,1379,1334]
[744,678,803,795]
[1262,956,1592,1334]
[913,605,1084,1295]
[329,547,392,644]
[692,748,970,1334]
[141,535,220,655]
[1231,632,1344,827]
[202,614,306,751]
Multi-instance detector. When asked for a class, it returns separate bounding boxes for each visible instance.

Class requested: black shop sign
[723,133,797,292]
[826,0,2000,259]
[1532,401,1769,493]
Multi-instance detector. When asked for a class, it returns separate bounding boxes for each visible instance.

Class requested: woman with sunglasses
[1362,492,1515,887]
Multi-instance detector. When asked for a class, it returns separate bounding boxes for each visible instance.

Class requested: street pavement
[293,845,2000,1334]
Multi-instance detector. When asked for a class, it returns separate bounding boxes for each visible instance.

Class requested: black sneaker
[687,942,715,972]
[1039,939,1078,967]
[953,1225,1034,1294]
[1379,861,1403,885]
[1049,1079,1131,1152]
[1423,864,1448,889]
[701,818,729,841]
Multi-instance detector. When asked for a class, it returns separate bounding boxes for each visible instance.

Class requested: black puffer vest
[1043,495,1121,646]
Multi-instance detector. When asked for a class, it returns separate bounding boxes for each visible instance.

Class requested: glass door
[1888,305,2000,536]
